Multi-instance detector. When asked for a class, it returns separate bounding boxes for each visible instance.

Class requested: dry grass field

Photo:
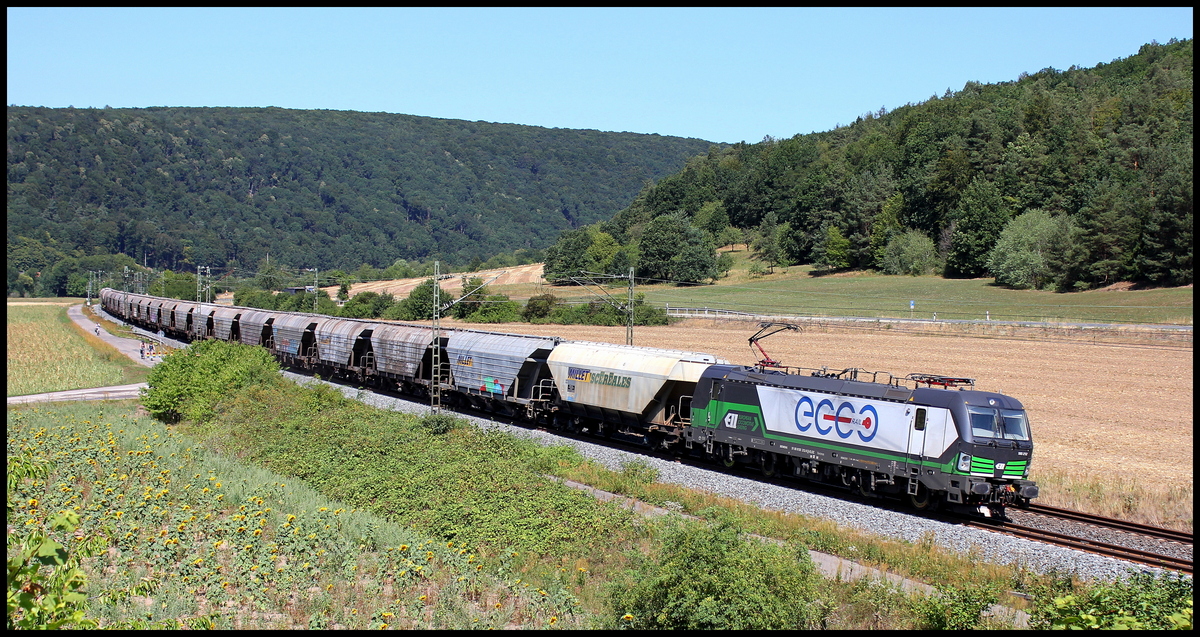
[321,263,547,300]
[442,316,1194,529]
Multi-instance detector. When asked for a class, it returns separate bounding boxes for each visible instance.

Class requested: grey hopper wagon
[370,323,439,387]
[148,299,164,326]
[172,302,198,338]
[315,318,377,374]
[238,310,275,347]
[271,313,331,362]
[160,301,180,332]
[210,307,243,341]
[445,329,561,411]
[192,305,214,339]
[131,295,148,321]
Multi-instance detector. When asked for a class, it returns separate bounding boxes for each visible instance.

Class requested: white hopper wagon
[547,341,727,440]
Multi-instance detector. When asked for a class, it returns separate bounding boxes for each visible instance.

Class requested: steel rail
[1024,503,1193,545]
[966,520,1193,574]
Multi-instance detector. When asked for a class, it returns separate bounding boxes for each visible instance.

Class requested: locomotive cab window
[1000,409,1031,441]
[914,408,926,431]
[968,406,1031,442]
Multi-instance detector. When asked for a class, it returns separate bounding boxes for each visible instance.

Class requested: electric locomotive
[683,364,1039,516]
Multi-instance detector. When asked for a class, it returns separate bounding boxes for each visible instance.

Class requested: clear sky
[7,7,1193,144]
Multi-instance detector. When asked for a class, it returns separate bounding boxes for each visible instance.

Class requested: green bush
[546,298,668,327]
[882,229,943,276]
[916,582,998,630]
[464,296,522,323]
[521,293,560,321]
[419,412,463,435]
[606,518,826,629]
[6,511,98,629]
[1028,571,1193,630]
[141,339,281,423]
[986,209,1079,290]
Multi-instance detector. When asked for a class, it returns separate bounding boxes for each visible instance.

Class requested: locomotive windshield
[967,406,1031,441]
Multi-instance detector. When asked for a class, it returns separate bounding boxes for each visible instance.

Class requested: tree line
[7,105,714,284]
[231,272,667,327]
[542,39,1192,291]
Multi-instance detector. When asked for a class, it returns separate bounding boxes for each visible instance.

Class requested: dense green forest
[6,106,715,283]
[544,39,1192,291]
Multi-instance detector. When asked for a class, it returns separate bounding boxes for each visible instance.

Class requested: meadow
[348,249,1194,325]
[632,249,1194,325]
[6,302,150,397]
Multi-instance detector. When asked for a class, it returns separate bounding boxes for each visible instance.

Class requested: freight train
[100,288,1039,516]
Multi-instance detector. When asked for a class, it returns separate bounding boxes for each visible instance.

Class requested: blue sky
[7,7,1192,144]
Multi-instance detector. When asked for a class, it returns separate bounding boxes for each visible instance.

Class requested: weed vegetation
[1032,467,1194,531]
[606,515,827,629]
[6,303,149,397]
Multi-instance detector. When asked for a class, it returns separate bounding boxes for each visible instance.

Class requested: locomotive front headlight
[957,453,971,472]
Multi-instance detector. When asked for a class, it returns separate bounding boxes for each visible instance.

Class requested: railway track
[964,517,1193,575]
[1024,503,1193,545]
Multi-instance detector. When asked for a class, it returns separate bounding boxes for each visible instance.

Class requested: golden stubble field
[444,318,1193,488]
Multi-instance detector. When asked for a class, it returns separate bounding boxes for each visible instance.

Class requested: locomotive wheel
[859,472,873,497]
[722,446,737,469]
[761,453,777,477]
[908,482,941,511]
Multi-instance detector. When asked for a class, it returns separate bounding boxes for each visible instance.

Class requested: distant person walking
[95,325,100,336]
[140,343,145,359]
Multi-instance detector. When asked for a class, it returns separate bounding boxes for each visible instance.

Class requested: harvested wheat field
[321,264,546,300]
[444,316,1193,526]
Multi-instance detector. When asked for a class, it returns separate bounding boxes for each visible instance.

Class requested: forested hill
[546,39,1192,291]
[6,106,715,271]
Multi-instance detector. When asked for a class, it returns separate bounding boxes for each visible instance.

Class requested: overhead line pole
[429,266,506,414]
[566,269,636,346]
[628,267,635,347]
[306,268,319,312]
[432,261,441,414]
